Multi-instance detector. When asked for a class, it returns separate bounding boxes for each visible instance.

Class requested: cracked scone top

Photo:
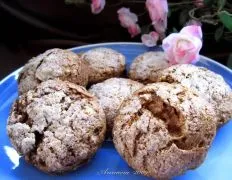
[89,78,143,135]
[18,48,89,94]
[7,79,106,174]
[113,83,216,179]
[129,51,169,83]
[155,64,232,126]
[81,48,126,84]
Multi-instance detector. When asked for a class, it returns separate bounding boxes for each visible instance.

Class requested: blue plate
[0,43,232,180]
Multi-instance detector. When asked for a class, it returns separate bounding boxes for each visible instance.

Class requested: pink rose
[146,0,168,34]
[180,25,202,39]
[162,25,203,65]
[141,31,159,47]
[194,0,204,7]
[117,7,141,37]
[186,19,202,27]
[91,0,105,14]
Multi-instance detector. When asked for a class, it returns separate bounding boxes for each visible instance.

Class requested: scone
[81,48,126,84]
[129,51,169,83]
[155,64,231,126]
[217,92,232,123]
[89,78,143,135]
[113,83,216,179]
[18,48,89,94]
[7,79,106,174]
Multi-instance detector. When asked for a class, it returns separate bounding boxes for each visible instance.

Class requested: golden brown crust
[113,82,216,179]
[217,92,232,126]
[89,78,143,136]
[155,64,231,127]
[82,48,126,84]
[129,51,169,84]
[18,48,89,94]
[8,79,106,174]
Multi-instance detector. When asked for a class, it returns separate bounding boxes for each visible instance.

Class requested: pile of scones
[7,47,232,179]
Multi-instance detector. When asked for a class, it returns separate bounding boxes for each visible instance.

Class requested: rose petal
[117,8,138,23]
[162,26,203,65]
[128,24,141,37]
[91,0,105,14]
[180,25,203,39]
[117,7,141,37]
[146,0,168,35]
[194,0,204,7]
[146,0,168,22]
[186,20,202,26]
[141,31,159,47]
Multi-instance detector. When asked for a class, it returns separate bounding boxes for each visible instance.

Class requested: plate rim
[1,42,232,179]
[1,42,232,86]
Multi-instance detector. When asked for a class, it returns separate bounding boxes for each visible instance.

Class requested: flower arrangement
[65,0,232,65]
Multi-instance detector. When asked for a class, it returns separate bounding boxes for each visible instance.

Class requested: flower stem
[169,1,195,6]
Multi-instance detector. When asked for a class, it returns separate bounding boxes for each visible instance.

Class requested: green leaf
[168,10,172,18]
[179,9,189,26]
[172,27,178,33]
[204,0,215,6]
[214,26,224,41]
[227,54,232,69]
[218,0,226,10]
[141,24,151,34]
[168,7,182,18]
[218,11,232,32]
[65,0,86,5]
